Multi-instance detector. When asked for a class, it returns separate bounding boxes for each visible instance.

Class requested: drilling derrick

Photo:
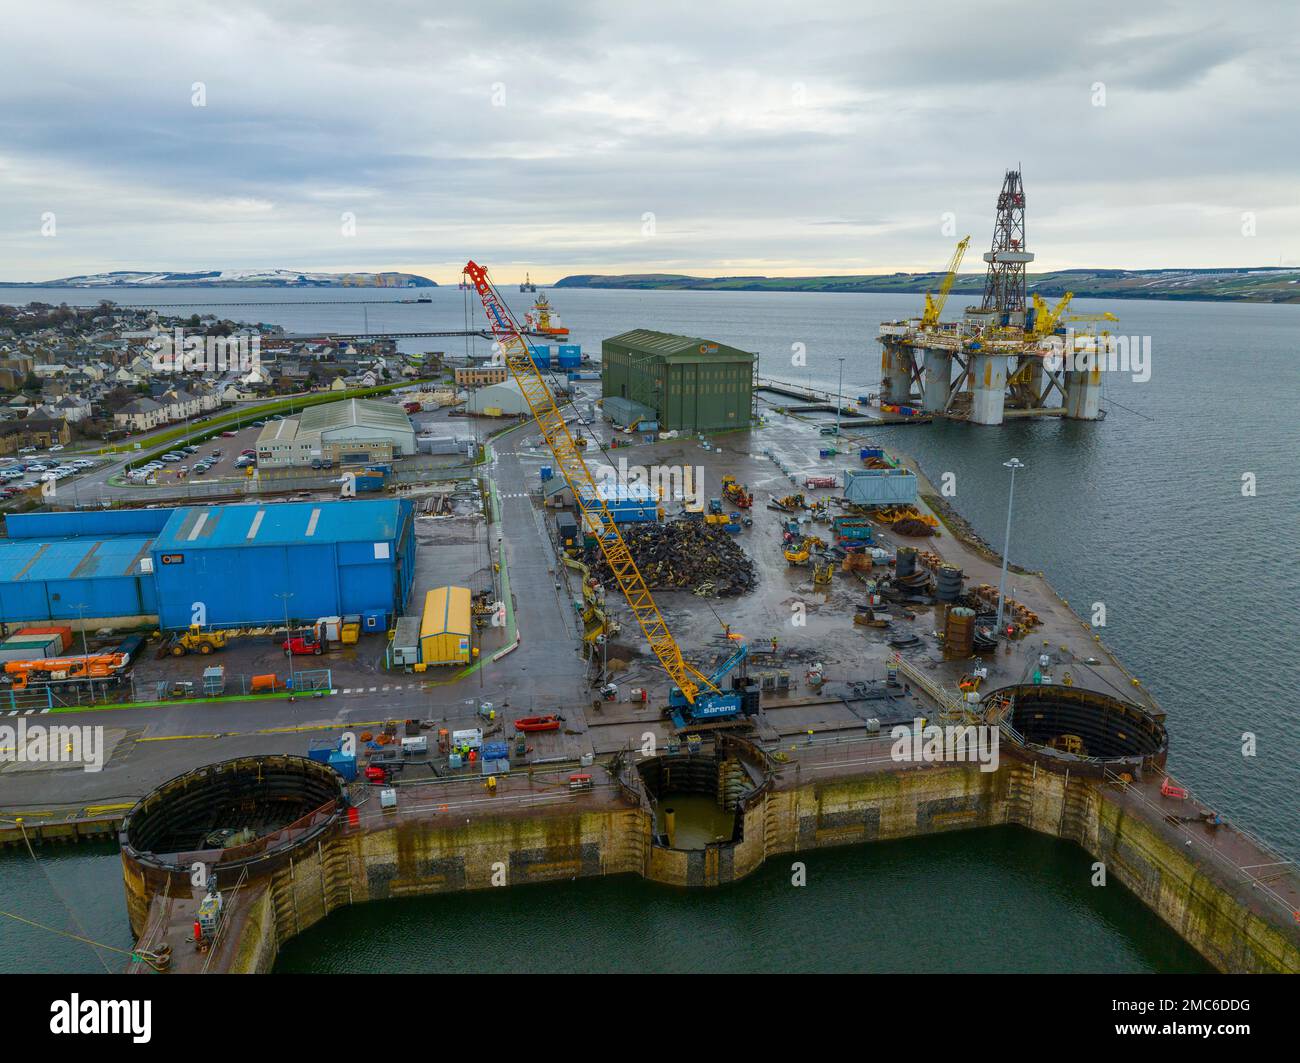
[875,168,1111,425]
[979,169,1032,324]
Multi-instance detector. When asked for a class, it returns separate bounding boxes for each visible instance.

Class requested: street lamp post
[275,591,294,690]
[835,357,845,436]
[995,458,1025,637]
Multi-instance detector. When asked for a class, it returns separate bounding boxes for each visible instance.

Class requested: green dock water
[270,830,1210,973]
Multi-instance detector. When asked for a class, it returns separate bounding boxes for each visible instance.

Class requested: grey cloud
[0,0,1296,280]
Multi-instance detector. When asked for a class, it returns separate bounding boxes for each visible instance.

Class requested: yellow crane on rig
[921,235,971,328]
[1028,291,1074,339]
[463,261,721,708]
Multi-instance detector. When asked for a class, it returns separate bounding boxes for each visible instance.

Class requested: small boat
[514,714,562,733]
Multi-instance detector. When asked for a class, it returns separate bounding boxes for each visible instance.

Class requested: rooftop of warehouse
[604,329,754,362]
[0,536,154,582]
[297,397,413,434]
[151,499,408,551]
[257,418,301,444]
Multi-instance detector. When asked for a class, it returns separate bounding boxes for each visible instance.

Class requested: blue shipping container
[327,751,358,782]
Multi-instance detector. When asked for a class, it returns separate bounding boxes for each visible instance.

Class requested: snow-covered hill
[9,269,436,288]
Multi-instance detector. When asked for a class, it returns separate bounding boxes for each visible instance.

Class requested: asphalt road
[0,417,595,814]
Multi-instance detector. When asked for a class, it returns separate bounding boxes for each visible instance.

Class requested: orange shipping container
[16,626,74,654]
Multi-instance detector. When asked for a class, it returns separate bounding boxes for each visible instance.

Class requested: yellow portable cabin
[420,586,472,665]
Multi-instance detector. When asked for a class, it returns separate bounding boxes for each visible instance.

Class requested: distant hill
[1,269,437,288]
[555,268,1300,303]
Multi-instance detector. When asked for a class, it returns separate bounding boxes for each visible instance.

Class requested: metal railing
[891,653,970,721]
[1102,767,1300,923]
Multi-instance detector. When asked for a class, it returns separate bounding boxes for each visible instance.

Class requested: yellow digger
[168,623,230,657]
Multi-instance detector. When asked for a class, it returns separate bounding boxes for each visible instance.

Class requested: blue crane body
[668,642,749,727]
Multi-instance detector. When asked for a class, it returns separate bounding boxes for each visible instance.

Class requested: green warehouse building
[601,330,755,432]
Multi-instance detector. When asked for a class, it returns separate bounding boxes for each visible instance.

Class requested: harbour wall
[138,753,1300,974]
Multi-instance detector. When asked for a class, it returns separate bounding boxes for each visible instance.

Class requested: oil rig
[877,170,1116,425]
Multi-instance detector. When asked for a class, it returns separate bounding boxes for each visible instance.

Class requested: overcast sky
[1,0,1297,284]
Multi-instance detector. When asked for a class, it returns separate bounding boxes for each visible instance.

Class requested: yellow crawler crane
[464,261,717,704]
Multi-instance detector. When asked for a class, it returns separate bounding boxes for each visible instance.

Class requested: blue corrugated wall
[150,499,416,628]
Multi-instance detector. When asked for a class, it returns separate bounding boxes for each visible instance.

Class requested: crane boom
[1029,291,1074,339]
[921,235,970,327]
[463,261,715,703]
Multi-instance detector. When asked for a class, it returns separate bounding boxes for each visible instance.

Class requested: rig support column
[970,353,1007,425]
[879,342,914,405]
[921,348,953,412]
[1063,366,1103,419]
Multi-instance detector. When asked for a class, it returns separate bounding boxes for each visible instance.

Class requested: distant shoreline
[553,269,1300,305]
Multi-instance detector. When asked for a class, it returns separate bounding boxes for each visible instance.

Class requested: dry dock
[16,407,1292,974]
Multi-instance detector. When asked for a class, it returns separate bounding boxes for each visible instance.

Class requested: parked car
[17,446,36,454]
[221,430,237,438]
[16,480,38,490]
[49,444,64,451]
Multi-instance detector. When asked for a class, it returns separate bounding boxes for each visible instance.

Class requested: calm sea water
[0,284,1293,973]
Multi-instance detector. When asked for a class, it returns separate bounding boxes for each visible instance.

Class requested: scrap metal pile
[874,505,939,537]
[584,519,757,597]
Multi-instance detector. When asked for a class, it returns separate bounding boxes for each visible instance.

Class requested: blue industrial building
[0,499,416,630]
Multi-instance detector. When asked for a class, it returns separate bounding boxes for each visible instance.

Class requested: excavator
[3,652,129,691]
[561,555,620,645]
[721,475,752,510]
[464,260,742,726]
